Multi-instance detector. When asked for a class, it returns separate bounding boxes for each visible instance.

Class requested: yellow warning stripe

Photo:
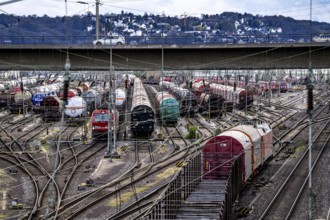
[239,207,250,215]
[176,161,187,167]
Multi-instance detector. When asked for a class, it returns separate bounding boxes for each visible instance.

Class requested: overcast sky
[1,0,330,22]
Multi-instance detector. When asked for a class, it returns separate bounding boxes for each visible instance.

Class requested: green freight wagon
[156,91,180,123]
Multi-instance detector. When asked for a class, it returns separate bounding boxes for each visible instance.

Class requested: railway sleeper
[8,204,24,210]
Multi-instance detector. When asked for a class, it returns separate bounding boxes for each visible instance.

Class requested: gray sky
[1,0,330,22]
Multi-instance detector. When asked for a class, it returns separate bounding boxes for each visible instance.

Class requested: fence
[140,152,244,220]
[0,33,320,45]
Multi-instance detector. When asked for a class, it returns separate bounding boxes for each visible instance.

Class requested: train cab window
[94,113,109,122]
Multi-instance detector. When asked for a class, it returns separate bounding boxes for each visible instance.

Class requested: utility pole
[162,26,164,132]
[159,23,166,136]
[107,25,113,162]
[20,75,25,118]
[233,72,236,114]
[268,72,271,107]
[96,0,100,40]
[106,21,120,160]
[181,12,187,30]
[245,74,248,116]
[307,1,314,219]
[277,71,281,98]
[45,55,70,219]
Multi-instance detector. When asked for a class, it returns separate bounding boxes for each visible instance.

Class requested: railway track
[235,95,330,219]
[163,124,189,151]
[42,126,213,219]
[1,83,328,219]
[258,118,330,220]
[0,113,54,219]
[185,116,214,138]
[272,104,329,155]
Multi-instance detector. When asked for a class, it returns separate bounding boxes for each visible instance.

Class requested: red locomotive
[279,81,288,92]
[91,109,118,139]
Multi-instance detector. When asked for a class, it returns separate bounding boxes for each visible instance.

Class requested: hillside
[0,11,330,44]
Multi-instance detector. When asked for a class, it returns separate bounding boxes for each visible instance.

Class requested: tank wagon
[8,91,32,113]
[115,88,126,109]
[0,87,33,112]
[81,89,102,114]
[198,92,225,117]
[64,96,87,118]
[161,81,197,116]
[40,96,63,122]
[92,85,106,100]
[115,86,128,122]
[131,78,155,136]
[155,91,180,123]
[0,92,12,108]
[0,80,18,90]
[0,78,37,90]
[59,88,78,98]
[172,87,197,115]
[0,84,6,92]
[30,83,62,113]
[79,82,90,92]
[30,83,62,97]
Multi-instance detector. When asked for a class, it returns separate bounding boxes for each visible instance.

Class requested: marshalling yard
[0,69,329,220]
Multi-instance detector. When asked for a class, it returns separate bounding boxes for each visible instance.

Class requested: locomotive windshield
[93,113,110,122]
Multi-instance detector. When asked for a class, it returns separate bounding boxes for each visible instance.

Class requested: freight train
[39,96,63,121]
[131,78,155,136]
[192,79,210,97]
[200,123,272,218]
[0,91,33,113]
[160,81,197,116]
[191,79,254,112]
[202,123,273,180]
[198,92,225,117]
[0,78,37,90]
[31,83,62,112]
[81,88,103,114]
[39,96,88,122]
[209,83,254,110]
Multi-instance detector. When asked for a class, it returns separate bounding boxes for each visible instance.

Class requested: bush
[214,128,221,136]
[185,125,200,139]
